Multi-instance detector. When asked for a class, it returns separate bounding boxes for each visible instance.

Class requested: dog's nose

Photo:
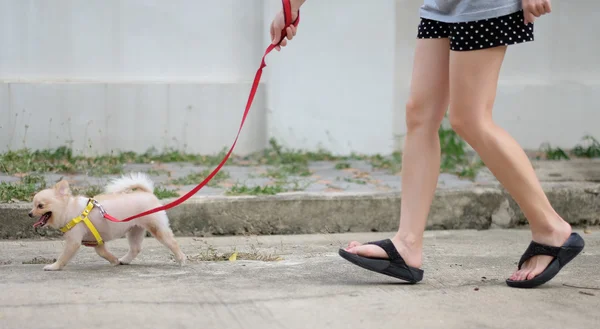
[28,212,33,218]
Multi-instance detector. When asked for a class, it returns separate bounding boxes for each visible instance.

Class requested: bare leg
[119,226,146,265]
[44,239,81,271]
[94,244,120,266]
[447,46,571,281]
[345,38,451,268]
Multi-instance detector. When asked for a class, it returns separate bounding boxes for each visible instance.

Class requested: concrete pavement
[0,230,598,329]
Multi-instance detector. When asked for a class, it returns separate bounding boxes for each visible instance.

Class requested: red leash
[102,0,300,223]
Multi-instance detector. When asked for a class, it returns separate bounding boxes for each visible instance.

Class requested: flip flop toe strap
[517,241,561,269]
[366,239,404,263]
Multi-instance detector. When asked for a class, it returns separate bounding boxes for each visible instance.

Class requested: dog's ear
[54,180,71,196]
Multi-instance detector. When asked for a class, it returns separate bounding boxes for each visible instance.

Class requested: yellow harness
[59,198,104,246]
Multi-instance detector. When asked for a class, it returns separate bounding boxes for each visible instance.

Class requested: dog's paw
[43,263,62,271]
[176,255,186,267]
[118,257,131,265]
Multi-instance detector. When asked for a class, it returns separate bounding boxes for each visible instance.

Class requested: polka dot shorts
[417,10,534,51]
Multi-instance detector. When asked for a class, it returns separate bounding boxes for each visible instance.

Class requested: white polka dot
[460,47,463,50]
[470,25,473,28]
[475,30,479,33]
[485,39,488,42]
[480,45,483,48]
[486,28,489,31]
[438,36,441,38]
[480,35,484,37]
[509,37,512,40]
[470,46,473,49]
[466,31,469,34]
[435,31,437,34]
[490,43,493,46]
[505,33,508,36]
[491,22,494,25]
[461,37,464,40]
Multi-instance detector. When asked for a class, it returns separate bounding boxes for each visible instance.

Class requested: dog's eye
[37,204,43,209]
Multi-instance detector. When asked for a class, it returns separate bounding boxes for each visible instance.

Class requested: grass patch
[369,152,402,174]
[572,135,600,158]
[72,185,104,197]
[22,256,56,265]
[539,135,600,160]
[335,162,351,170]
[262,163,311,180]
[226,183,286,196]
[0,146,233,176]
[171,169,230,187]
[438,118,482,179]
[145,168,171,176]
[186,246,282,262]
[340,177,368,185]
[153,186,179,199]
[0,174,47,202]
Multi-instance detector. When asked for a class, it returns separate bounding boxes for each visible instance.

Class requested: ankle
[393,232,422,250]
[530,218,572,244]
[390,233,424,268]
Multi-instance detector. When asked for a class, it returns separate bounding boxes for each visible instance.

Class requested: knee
[405,98,446,134]
[448,108,489,140]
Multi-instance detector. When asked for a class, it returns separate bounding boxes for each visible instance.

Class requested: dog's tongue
[33,213,50,228]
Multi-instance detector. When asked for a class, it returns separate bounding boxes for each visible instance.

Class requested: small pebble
[474,287,480,291]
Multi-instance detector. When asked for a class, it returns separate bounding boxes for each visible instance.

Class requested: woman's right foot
[344,235,423,269]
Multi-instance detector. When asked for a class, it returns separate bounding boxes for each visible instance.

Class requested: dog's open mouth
[33,212,52,228]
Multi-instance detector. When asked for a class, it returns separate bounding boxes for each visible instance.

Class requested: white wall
[1,0,598,156]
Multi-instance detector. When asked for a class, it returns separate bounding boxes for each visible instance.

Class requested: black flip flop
[506,232,585,288]
[338,239,424,284]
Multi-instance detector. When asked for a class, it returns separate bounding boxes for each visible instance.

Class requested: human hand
[270,0,304,51]
[522,0,552,25]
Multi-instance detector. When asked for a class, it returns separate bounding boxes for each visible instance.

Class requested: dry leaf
[228,252,238,262]
[584,228,592,234]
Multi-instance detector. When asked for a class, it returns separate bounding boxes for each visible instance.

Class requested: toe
[346,244,388,259]
[526,271,537,280]
[520,269,532,281]
[346,241,362,250]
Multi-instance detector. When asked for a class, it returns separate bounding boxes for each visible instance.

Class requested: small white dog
[28,172,186,271]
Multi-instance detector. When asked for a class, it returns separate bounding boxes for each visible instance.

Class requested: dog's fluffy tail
[104,172,155,194]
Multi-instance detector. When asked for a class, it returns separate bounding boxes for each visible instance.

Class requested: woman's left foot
[508,221,572,281]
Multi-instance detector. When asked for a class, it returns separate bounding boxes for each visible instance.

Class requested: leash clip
[91,199,107,216]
